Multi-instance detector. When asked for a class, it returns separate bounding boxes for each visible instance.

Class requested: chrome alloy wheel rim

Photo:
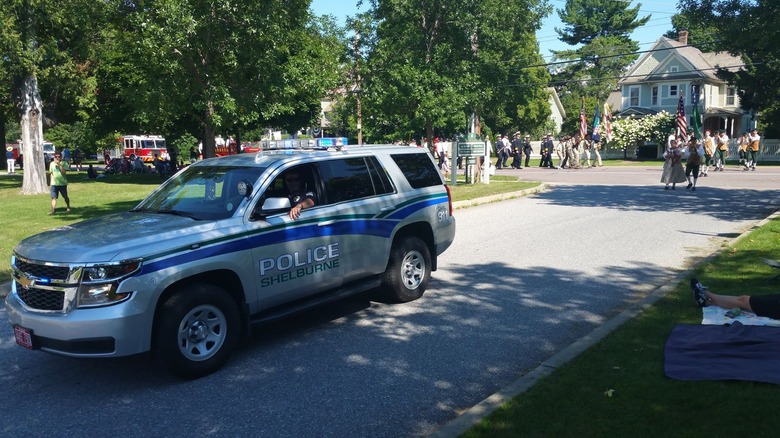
[401,250,425,290]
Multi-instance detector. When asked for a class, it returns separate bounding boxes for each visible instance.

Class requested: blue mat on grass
[665,322,780,385]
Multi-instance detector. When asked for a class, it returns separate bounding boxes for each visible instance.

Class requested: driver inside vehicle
[283,169,316,220]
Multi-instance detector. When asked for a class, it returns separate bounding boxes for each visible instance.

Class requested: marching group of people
[493,129,605,170]
[660,128,761,191]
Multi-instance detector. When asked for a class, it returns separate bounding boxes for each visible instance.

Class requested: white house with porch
[617,31,755,138]
[608,31,780,161]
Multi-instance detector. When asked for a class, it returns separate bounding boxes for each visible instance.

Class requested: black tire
[382,236,431,303]
[155,284,240,379]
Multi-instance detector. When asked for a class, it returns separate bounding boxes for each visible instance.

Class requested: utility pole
[354,29,363,145]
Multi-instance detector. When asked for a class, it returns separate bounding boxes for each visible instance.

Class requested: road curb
[429,206,780,438]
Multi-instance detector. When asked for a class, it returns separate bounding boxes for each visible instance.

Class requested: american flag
[676,93,687,139]
[579,100,587,138]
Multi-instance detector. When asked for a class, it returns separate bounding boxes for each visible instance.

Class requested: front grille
[14,259,70,281]
[15,282,66,311]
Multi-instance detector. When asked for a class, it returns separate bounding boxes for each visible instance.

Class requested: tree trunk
[17,75,48,195]
[425,120,434,153]
[202,103,216,158]
[0,113,6,172]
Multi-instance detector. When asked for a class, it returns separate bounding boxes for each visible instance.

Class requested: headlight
[78,259,142,307]
[78,282,132,307]
[82,259,142,283]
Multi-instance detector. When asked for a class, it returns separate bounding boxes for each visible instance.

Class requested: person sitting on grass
[691,278,780,319]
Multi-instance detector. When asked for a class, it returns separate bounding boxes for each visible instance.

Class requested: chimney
[678,30,689,45]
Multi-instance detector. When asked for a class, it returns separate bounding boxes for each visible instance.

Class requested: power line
[497,41,725,71]
[536,26,724,62]
[510,61,766,88]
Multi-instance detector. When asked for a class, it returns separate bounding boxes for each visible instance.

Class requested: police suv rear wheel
[155,284,240,379]
[382,236,431,302]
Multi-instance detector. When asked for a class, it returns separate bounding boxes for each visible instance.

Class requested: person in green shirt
[49,152,71,215]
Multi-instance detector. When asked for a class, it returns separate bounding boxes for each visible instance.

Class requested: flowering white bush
[611,112,675,152]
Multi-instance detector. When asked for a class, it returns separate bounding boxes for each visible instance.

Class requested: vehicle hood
[14,211,219,264]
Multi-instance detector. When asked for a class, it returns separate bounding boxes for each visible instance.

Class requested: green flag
[691,85,702,139]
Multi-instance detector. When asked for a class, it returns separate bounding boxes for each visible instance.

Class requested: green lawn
[463,215,780,437]
[0,171,163,284]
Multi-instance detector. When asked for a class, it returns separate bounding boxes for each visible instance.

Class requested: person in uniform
[539,134,555,168]
[510,132,523,169]
[522,135,533,167]
[700,130,714,177]
[714,130,729,171]
[563,134,576,169]
[591,128,603,167]
[283,169,317,220]
[747,128,761,171]
[684,137,704,191]
[737,133,749,170]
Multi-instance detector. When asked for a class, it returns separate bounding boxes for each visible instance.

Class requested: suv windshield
[134,165,266,220]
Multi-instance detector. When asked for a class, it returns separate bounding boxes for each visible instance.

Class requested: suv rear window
[320,157,393,203]
[390,153,442,189]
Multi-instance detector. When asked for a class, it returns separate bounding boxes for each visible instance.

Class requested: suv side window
[367,156,394,196]
[390,153,442,188]
[320,157,391,203]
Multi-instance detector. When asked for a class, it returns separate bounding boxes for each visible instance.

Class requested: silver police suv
[7,145,456,378]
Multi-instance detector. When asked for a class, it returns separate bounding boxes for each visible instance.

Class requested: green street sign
[457,142,486,157]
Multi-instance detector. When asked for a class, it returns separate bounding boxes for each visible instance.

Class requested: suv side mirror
[250,197,291,220]
[262,197,291,210]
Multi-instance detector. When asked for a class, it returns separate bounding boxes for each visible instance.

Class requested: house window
[726,86,736,105]
[670,66,679,73]
[629,86,640,106]
[651,86,658,105]
[670,85,678,97]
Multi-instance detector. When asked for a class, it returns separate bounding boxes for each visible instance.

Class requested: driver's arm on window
[288,196,315,220]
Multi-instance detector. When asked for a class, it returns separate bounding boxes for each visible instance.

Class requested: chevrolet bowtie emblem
[16,273,37,289]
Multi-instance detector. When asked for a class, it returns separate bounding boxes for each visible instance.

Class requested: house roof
[606,90,622,112]
[546,87,566,118]
[620,36,743,85]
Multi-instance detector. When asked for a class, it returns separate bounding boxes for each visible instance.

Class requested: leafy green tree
[106,0,343,158]
[360,0,552,147]
[0,0,108,193]
[552,0,649,133]
[664,14,718,52]
[674,0,780,136]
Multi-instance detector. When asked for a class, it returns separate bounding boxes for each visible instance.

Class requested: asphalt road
[1,165,778,437]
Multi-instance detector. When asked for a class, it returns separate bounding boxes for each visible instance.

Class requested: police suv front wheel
[382,236,431,302]
[155,284,240,379]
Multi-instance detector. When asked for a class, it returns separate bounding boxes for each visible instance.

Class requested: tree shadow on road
[533,185,779,222]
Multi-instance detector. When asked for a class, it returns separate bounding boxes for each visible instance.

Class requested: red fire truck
[6,141,56,165]
[118,135,167,162]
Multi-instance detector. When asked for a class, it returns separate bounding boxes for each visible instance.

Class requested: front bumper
[5,287,153,358]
